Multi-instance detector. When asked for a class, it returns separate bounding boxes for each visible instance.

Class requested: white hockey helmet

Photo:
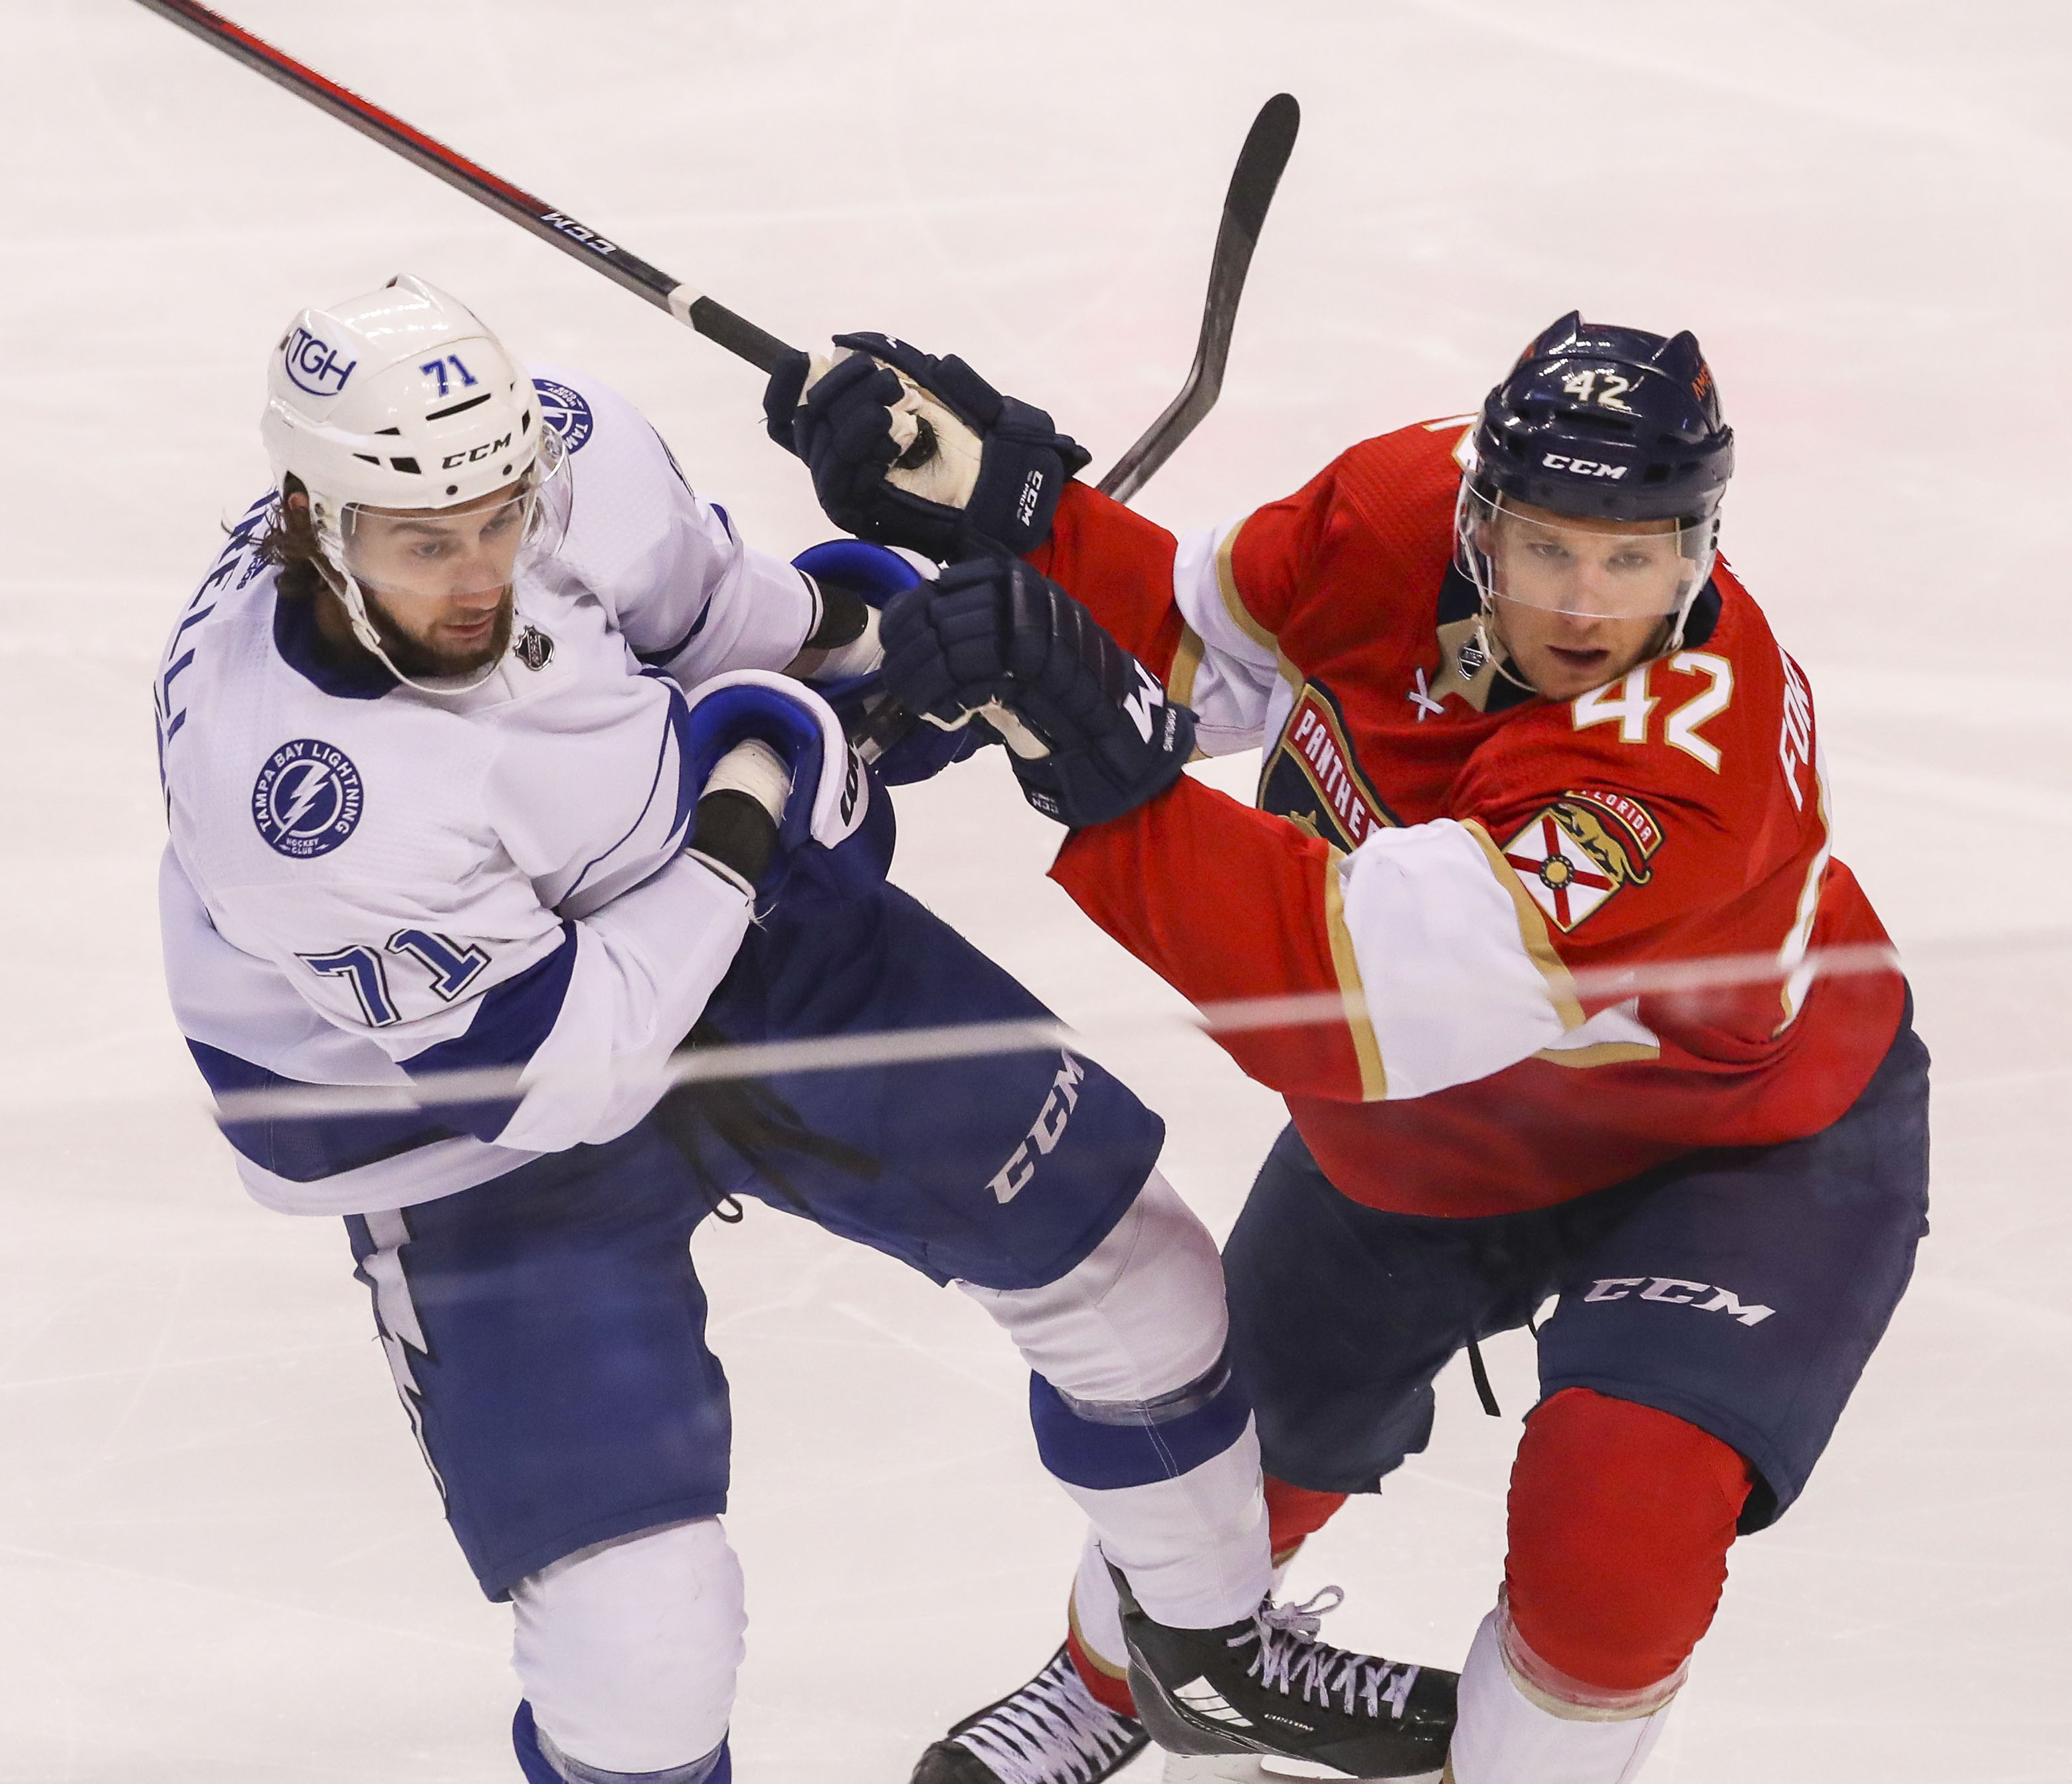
[260,274,565,689]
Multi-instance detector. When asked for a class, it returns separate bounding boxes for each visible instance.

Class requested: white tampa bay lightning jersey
[157,363,820,1217]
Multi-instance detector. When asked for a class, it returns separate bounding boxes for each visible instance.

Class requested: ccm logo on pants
[989,1052,1086,1204]
[1582,1277,1776,1326]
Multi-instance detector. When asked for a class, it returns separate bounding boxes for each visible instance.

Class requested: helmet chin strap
[1459,482,1709,695]
[315,550,509,697]
[1459,488,1541,696]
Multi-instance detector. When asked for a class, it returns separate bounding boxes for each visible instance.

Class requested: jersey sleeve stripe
[1461,820,1585,1030]
[187,1039,461,1182]
[560,677,698,907]
[1214,520,1279,655]
[1323,846,1389,1100]
[1532,1038,1662,1069]
[630,596,711,668]
[399,923,579,1140]
[1166,623,1205,707]
[1214,520,1304,703]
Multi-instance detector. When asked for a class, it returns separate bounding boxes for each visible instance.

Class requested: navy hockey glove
[880,559,1197,829]
[681,671,876,893]
[763,333,1091,560]
[789,540,991,786]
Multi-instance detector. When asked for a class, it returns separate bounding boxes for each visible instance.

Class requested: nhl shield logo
[252,739,365,859]
[514,623,555,671]
[1500,792,1660,932]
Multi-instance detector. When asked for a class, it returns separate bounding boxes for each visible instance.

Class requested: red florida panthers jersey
[1029,418,1903,1218]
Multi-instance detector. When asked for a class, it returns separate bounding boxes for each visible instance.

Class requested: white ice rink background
[4,2,2069,1778]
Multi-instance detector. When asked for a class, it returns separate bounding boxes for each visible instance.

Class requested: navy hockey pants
[345,877,1165,1599]
[1224,999,1931,1530]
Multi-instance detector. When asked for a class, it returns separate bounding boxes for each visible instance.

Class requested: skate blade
[1161,1755,1443,1784]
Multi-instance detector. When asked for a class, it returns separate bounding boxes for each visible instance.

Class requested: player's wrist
[687,737,790,885]
[786,586,883,681]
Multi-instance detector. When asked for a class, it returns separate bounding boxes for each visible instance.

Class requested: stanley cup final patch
[1499,790,1661,932]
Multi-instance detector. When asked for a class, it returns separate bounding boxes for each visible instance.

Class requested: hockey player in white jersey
[154,276,1455,1784]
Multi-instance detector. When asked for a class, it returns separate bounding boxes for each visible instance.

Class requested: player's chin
[1531,646,1614,697]
[423,607,514,675]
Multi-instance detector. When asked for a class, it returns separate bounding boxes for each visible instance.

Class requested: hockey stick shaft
[1097,92,1300,503]
[129,0,797,373]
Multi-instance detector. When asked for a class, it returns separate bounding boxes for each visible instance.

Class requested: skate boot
[911,1644,1149,1784]
[1111,1568,1456,1783]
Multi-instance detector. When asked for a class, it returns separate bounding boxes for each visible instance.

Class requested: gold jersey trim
[1167,623,1205,708]
[1462,818,1585,1032]
[1323,846,1390,1101]
[1215,519,1304,697]
[1531,1039,1662,1070]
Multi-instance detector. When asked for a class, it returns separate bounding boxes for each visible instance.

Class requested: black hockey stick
[129,0,796,373]
[854,100,1301,759]
[1096,93,1300,504]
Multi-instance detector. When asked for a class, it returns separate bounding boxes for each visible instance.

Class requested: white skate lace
[953,1650,1141,1784]
[1234,1587,1422,1722]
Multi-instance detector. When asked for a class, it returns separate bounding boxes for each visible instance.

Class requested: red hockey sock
[1062,1476,1351,1720]
[1066,1617,1137,1718]
[1505,1387,1752,1694]
[1266,1474,1349,1566]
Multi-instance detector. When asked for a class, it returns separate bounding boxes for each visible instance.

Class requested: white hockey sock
[1069,1528,1131,1677]
[512,1517,745,1777]
[959,1170,1271,1630]
[1448,1604,1677,1784]
[1052,1414,1270,1629]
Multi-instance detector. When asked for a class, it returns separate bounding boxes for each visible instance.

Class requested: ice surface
[2,1,2068,1778]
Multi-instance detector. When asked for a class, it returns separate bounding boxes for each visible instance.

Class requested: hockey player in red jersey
[765,315,1930,1783]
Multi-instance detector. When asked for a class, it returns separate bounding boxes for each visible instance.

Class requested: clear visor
[340,424,569,602]
[1456,486,1711,622]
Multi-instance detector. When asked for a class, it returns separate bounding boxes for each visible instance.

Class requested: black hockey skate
[911,1644,1149,1784]
[1111,1568,1456,1782]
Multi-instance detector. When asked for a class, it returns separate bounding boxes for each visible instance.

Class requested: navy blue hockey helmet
[1468,312,1733,524]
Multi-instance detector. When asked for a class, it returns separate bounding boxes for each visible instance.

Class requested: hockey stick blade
[1097,93,1300,504]
[129,0,797,373]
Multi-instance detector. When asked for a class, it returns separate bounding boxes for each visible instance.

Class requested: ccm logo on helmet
[1542,453,1628,480]
[282,325,357,397]
[441,432,516,470]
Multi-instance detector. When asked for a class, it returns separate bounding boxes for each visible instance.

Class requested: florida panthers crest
[1499,790,1660,933]
[252,739,365,859]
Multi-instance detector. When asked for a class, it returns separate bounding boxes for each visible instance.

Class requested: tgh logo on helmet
[282,325,357,398]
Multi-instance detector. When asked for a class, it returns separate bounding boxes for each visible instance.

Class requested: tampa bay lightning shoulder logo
[533,378,594,452]
[252,740,365,859]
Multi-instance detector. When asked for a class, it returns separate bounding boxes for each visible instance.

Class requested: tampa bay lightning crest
[252,740,365,858]
[533,378,594,452]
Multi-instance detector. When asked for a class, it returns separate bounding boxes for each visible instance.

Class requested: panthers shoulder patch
[1499,791,1661,932]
